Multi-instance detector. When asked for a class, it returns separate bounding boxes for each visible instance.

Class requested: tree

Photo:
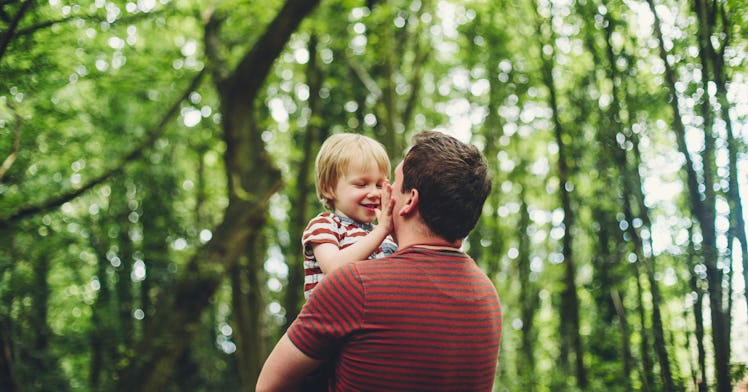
[646,0,731,389]
[532,0,587,387]
[1,1,747,391]
[114,1,322,390]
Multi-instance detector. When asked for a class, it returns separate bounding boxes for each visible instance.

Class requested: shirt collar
[333,213,373,231]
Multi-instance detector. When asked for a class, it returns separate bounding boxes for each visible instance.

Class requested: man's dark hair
[402,131,492,242]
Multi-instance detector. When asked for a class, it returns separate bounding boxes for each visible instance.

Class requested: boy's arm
[256,333,322,392]
[314,185,395,274]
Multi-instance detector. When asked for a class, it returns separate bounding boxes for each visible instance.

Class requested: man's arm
[256,333,323,392]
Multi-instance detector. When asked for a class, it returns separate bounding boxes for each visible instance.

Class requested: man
[256,131,502,391]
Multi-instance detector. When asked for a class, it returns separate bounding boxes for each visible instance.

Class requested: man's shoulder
[312,261,365,297]
[322,257,384,282]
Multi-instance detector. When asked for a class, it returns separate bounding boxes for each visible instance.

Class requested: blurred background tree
[0,0,746,391]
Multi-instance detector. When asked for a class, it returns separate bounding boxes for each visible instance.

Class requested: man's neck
[411,244,461,251]
[395,216,462,251]
[397,237,462,251]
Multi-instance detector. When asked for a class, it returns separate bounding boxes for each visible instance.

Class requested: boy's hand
[375,182,394,234]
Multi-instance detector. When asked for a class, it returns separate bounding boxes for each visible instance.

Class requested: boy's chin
[361,215,376,224]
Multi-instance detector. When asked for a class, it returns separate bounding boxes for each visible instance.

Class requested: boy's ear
[321,189,335,201]
[399,188,418,216]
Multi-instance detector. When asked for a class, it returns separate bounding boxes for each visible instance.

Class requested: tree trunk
[687,224,709,392]
[533,2,586,387]
[518,189,538,392]
[379,5,398,153]
[579,4,636,386]
[616,125,673,391]
[610,288,633,390]
[628,115,675,391]
[0,326,16,392]
[646,1,730,390]
[87,223,115,390]
[232,236,267,391]
[113,179,135,350]
[30,248,50,373]
[1,238,28,391]
[465,0,506,279]
[640,244,674,391]
[30,244,70,390]
[698,0,748,325]
[283,33,324,330]
[632,259,654,392]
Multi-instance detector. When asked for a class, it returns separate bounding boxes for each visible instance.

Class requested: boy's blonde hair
[315,133,391,211]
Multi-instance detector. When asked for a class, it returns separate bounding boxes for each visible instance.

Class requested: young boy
[302,133,397,300]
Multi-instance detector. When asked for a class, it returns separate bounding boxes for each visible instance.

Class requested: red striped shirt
[302,212,397,299]
[288,247,502,391]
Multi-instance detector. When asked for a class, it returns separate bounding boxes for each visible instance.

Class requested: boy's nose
[366,187,380,197]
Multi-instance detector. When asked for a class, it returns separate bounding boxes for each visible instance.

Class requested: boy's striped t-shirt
[288,247,502,391]
[302,212,397,299]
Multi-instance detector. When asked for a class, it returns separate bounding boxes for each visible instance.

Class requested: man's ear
[399,188,419,216]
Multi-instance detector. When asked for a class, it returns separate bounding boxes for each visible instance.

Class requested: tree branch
[14,8,169,38]
[0,0,33,63]
[203,8,232,86]
[0,68,206,227]
[226,0,321,105]
[0,108,21,183]
[347,53,383,100]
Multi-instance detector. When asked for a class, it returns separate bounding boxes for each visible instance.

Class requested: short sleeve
[302,213,342,257]
[287,263,365,360]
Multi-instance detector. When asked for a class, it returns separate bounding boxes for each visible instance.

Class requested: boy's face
[326,162,388,224]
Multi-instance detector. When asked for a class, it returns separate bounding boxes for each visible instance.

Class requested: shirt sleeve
[287,263,365,360]
[302,214,342,258]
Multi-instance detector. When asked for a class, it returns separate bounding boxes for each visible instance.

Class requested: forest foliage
[1,0,747,391]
